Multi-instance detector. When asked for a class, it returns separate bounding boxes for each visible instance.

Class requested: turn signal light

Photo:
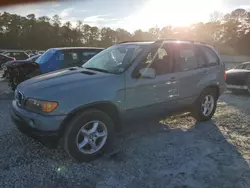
[42,102,58,113]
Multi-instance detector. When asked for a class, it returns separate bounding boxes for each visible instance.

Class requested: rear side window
[63,51,80,66]
[71,52,79,61]
[174,44,198,72]
[200,46,219,66]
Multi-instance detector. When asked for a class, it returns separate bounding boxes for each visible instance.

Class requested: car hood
[17,67,112,93]
[5,60,15,65]
[226,69,250,74]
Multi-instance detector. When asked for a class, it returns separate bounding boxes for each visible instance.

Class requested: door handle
[204,70,208,74]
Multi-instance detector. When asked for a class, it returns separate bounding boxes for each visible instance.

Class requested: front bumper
[11,100,66,148]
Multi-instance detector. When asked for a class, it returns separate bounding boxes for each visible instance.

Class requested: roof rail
[117,40,153,44]
[155,39,207,45]
[117,39,208,45]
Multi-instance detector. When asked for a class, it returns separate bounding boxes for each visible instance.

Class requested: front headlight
[25,98,58,113]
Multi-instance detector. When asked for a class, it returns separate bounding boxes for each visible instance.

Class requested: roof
[118,41,155,45]
[52,47,104,50]
[118,39,211,47]
[242,61,250,64]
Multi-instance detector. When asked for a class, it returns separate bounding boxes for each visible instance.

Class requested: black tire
[62,109,115,162]
[246,79,250,94]
[9,77,18,91]
[192,88,217,122]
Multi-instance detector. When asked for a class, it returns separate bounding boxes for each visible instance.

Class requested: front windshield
[27,54,40,62]
[82,44,143,74]
[36,49,56,65]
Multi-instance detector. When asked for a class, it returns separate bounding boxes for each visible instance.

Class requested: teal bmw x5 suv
[11,40,226,162]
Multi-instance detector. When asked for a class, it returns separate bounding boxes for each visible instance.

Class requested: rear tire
[192,88,217,121]
[62,109,115,162]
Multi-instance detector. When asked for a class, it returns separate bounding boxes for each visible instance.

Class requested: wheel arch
[202,85,220,100]
[59,101,122,136]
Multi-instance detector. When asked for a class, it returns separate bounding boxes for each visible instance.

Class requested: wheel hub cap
[76,120,108,154]
[201,95,214,117]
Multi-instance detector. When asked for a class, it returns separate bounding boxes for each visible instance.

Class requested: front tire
[62,109,115,162]
[192,88,217,121]
[246,81,250,94]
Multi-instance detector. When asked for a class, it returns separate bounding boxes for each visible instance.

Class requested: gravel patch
[0,89,250,187]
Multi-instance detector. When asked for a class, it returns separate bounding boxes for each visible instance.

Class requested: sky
[0,0,250,32]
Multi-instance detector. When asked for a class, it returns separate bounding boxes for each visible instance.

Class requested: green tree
[0,9,250,56]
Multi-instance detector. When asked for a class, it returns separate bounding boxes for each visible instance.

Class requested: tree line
[1,8,250,55]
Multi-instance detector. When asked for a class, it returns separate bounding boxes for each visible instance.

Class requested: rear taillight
[224,71,226,81]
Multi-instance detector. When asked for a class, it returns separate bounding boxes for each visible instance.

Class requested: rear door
[198,45,224,89]
[171,43,205,106]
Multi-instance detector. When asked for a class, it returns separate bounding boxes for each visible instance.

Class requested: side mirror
[138,67,156,79]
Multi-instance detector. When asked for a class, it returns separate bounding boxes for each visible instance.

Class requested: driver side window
[136,44,172,76]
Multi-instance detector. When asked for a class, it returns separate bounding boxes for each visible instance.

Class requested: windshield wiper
[85,67,111,73]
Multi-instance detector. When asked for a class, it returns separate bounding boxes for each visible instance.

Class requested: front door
[124,43,179,118]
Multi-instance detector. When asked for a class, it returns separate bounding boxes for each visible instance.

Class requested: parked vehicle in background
[31,50,38,54]
[7,47,103,90]
[11,40,226,162]
[25,50,34,57]
[226,62,250,93]
[3,54,41,83]
[0,54,16,71]
[38,50,45,54]
[2,50,30,60]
